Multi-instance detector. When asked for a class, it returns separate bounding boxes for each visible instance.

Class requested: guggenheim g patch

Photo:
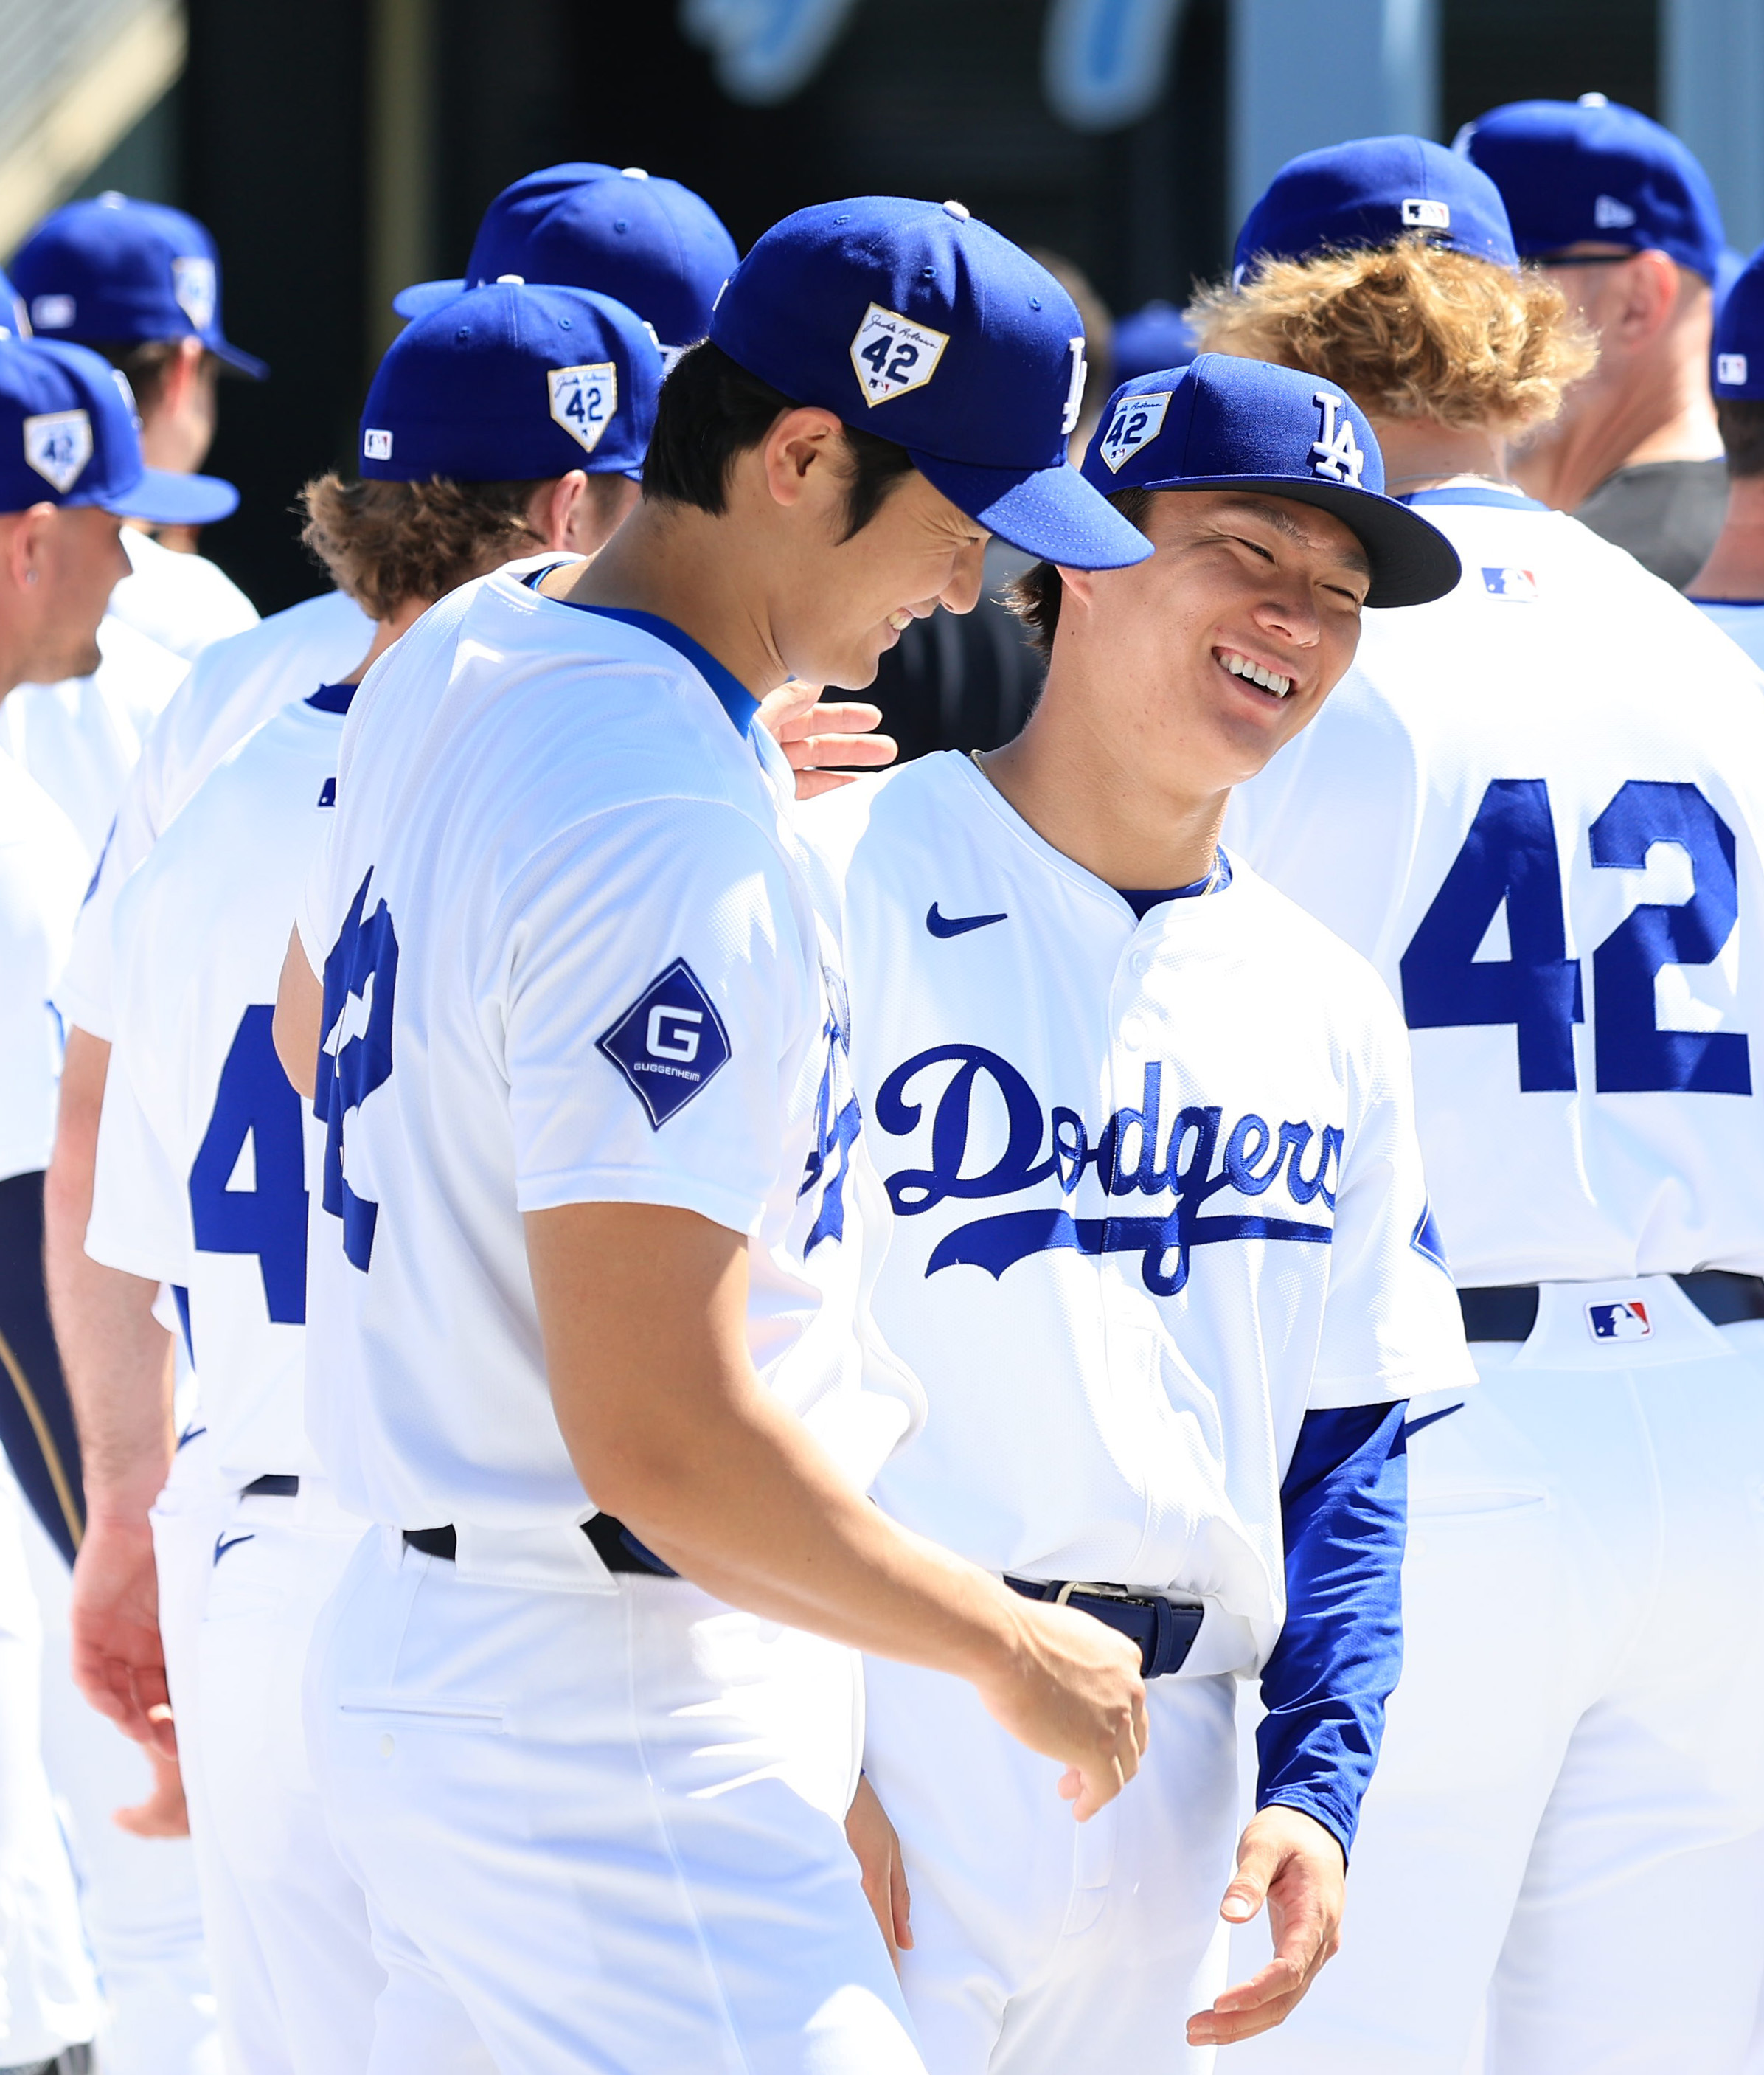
[597,958,732,1127]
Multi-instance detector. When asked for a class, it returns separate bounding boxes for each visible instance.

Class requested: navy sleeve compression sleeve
[1255,1398,1409,1863]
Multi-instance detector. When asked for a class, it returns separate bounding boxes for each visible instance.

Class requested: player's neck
[1374,419,1513,494]
[1509,353,1722,510]
[1687,471,1764,600]
[978,693,1228,896]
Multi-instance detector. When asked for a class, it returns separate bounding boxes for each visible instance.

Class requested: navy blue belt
[1004,1574,1204,1679]
[1459,1270,1764,1342]
[403,1512,677,1576]
[242,1473,299,1497]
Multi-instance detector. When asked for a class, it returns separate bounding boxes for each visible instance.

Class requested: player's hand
[69,1512,176,1759]
[973,1596,1147,1821]
[1187,1804,1346,2048]
[113,1745,191,1838]
[756,678,897,799]
[844,1772,913,1972]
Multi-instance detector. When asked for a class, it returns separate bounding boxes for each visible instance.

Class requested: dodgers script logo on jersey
[873,1047,1343,1295]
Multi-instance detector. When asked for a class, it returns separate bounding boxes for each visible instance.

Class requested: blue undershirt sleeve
[1256,1399,1409,1864]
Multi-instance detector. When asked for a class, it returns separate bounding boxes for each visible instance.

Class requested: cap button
[1578,91,1608,107]
[621,167,649,179]
[614,218,628,233]
[942,198,970,221]
[496,273,524,285]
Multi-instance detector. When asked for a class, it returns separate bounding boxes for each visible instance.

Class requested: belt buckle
[1054,1579,1131,1607]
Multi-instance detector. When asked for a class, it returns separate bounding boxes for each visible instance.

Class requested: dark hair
[299,475,547,619]
[82,337,215,417]
[1005,485,1156,655]
[644,340,916,542]
[1718,398,1764,480]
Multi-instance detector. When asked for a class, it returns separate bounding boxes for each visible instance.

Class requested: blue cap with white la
[708,196,1150,570]
[1234,136,1518,283]
[1712,242,1764,398]
[1112,300,1195,384]
[393,164,737,355]
[0,336,238,523]
[1081,355,1460,608]
[12,193,267,377]
[1458,94,1725,281]
[359,281,662,482]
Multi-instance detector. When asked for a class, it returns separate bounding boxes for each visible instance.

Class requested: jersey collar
[1396,485,1550,513]
[556,602,760,738]
[305,679,357,714]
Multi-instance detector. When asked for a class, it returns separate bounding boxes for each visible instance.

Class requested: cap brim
[1131,473,1462,607]
[94,466,240,527]
[392,278,468,320]
[911,451,1153,570]
[211,337,270,380]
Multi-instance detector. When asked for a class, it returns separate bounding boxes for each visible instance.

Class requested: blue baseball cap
[0,337,237,523]
[1081,356,1460,608]
[359,281,662,483]
[708,196,1149,571]
[12,193,267,377]
[1235,136,1518,283]
[1112,300,1195,384]
[1458,95,1725,281]
[0,271,27,341]
[393,164,737,354]
[1712,243,1764,398]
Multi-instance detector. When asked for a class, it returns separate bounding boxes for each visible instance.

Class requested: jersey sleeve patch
[1410,1199,1451,1276]
[596,958,732,1128]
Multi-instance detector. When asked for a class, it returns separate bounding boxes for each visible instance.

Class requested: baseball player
[0,333,226,2075]
[1459,97,1730,591]
[77,279,660,2074]
[1690,240,1764,661]
[797,353,1470,2072]
[272,196,1151,2074]
[1189,136,1764,2072]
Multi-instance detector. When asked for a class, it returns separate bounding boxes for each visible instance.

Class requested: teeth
[888,609,914,632]
[1221,651,1291,697]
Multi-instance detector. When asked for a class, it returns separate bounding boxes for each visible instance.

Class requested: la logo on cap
[1310,392,1364,486]
[24,409,92,492]
[850,303,949,405]
[1097,390,1170,473]
[1402,198,1451,229]
[548,363,618,453]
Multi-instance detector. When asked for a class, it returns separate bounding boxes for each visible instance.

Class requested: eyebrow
[1209,498,1373,581]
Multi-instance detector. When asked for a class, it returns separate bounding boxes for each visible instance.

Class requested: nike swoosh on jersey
[926,903,1009,938]
[212,1531,255,1565]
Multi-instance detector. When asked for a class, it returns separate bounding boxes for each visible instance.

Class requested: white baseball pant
[306,1523,926,2075]
[1227,1276,1764,2074]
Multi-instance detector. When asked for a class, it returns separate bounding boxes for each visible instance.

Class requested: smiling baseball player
[797,353,1471,2072]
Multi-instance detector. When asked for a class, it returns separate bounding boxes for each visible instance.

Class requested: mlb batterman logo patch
[363,429,393,460]
[171,255,217,333]
[1482,567,1538,600]
[24,409,93,493]
[549,364,619,454]
[850,303,949,405]
[1097,390,1171,473]
[1402,198,1451,229]
[597,959,732,1128]
[1720,354,1749,386]
[1587,1300,1651,1342]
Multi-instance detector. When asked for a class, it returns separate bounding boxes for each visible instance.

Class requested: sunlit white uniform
[801,755,1473,2075]
[86,685,491,2075]
[106,527,258,664]
[0,749,85,1182]
[58,589,372,1042]
[1224,488,1764,2074]
[296,574,924,2075]
[2,618,187,856]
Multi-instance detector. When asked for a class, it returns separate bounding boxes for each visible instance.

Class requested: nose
[937,536,988,617]
[1254,575,1322,650]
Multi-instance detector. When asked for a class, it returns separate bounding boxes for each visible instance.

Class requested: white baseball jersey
[1695,596,1764,671]
[296,575,917,1531]
[107,528,258,664]
[0,749,87,1183]
[57,589,372,1041]
[1227,488,1764,1287]
[1,618,187,856]
[800,753,1473,1669]
[86,691,344,1486]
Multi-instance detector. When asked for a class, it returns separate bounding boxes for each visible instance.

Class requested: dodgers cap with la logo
[1080,355,1460,608]
[1712,241,1764,398]
[0,336,237,523]
[358,280,662,483]
[393,163,737,356]
[11,193,268,377]
[1233,135,1518,283]
[1459,96,1724,282]
[708,195,1150,570]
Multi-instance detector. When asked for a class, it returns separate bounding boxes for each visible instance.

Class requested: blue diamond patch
[597,958,732,1128]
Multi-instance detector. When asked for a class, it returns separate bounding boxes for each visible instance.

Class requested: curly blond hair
[299,475,546,620]
[1186,237,1597,434]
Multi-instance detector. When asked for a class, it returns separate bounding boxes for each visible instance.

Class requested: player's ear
[759,406,844,510]
[1055,563,1097,617]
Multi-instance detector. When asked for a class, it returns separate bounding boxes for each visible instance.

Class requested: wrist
[82,1492,164,1535]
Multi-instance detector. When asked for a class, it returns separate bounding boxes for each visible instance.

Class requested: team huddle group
[2,83,1764,2075]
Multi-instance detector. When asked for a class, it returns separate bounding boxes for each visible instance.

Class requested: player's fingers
[1220,1829,1281,1925]
[776,699,884,742]
[792,768,864,800]
[889,1844,914,1953]
[1070,1746,1127,1821]
[785,729,897,770]
[1187,1984,1309,2048]
[1131,1680,1150,1757]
